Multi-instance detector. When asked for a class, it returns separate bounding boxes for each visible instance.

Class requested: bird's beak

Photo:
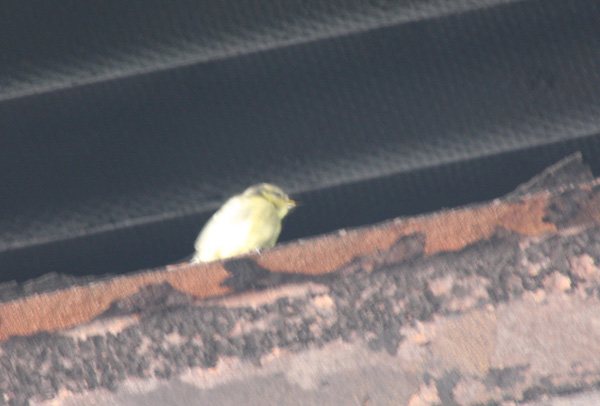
[287,199,297,208]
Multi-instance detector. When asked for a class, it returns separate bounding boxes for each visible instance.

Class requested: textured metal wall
[1,0,600,280]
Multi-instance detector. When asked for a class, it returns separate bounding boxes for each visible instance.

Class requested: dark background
[1,0,600,283]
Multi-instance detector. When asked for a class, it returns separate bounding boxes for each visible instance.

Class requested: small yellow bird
[192,183,296,263]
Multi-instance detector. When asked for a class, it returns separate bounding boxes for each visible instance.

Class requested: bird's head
[245,183,296,219]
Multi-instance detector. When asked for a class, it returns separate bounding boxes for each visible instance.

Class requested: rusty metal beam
[2,157,600,405]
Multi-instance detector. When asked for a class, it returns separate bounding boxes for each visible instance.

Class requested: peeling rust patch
[255,194,559,275]
[0,262,231,341]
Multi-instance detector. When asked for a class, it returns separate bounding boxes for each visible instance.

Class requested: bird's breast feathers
[194,195,281,261]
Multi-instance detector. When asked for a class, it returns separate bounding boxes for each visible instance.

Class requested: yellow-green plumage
[192,183,295,263]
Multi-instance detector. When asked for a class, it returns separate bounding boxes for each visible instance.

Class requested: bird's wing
[193,197,256,261]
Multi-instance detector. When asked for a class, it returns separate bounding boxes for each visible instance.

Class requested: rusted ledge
[0,179,599,343]
[1,170,600,404]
